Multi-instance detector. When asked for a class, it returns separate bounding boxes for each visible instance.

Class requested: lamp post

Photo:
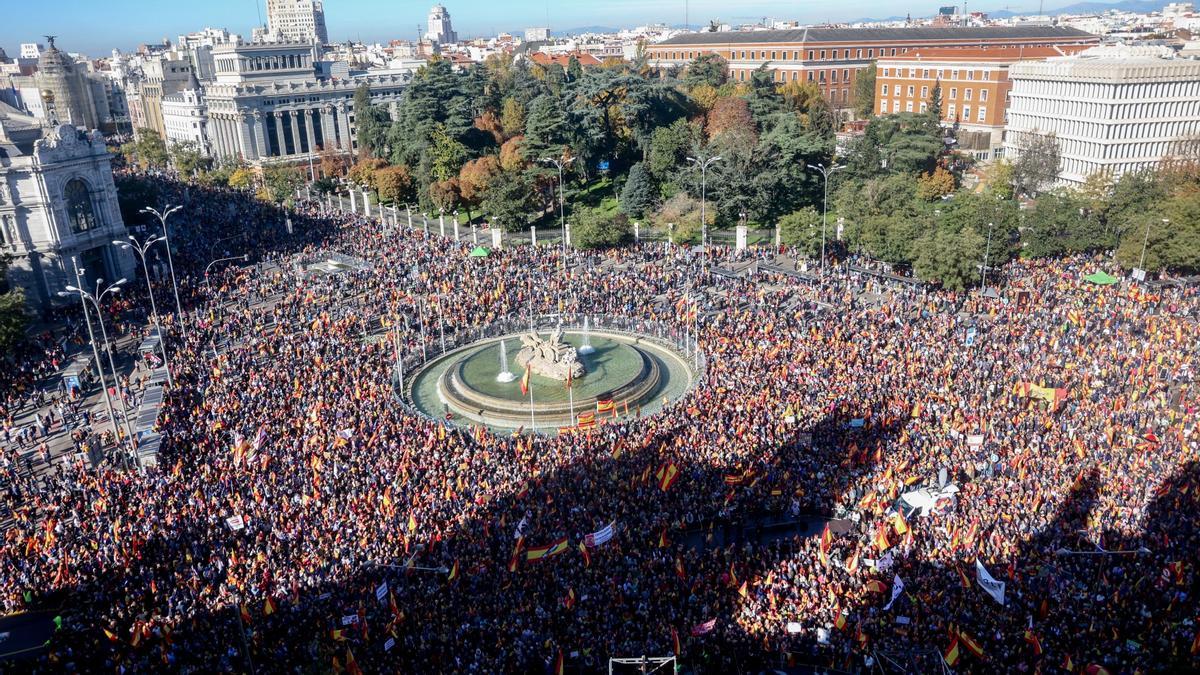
[89,277,137,461]
[539,154,577,267]
[1140,218,1167,273]
[981,221,995,291]
[59,262,134,470]
[686,156,722,249]
[114,235,174,388]
[204,254,250,361]
[805,162,844,273]
[139,205,187,338]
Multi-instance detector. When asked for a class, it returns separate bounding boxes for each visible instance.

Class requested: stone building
[9,37,102,130]
[265,0,329,44]
[0,106,133,311]
[161,72,209,154]
[203,41,408,164]
[425,4,459,45]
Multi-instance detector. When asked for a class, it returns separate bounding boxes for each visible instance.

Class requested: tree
[481,169,533,230]
[928,81,943,122]
[1012,131,1061,197]
[473,110,505,144]
[1114,189,1200,273]
[500,97,526,138]
[1021,190,1110,258]
[348,158,387,190]
[777,206,824,257]
[915,167,956,201]
[651,193,710,243]
[260,166,304,203]
[913,225,987,290]
[685,54,729,89]
[429,123,468,182]
[125,129,169,169]
[376,165,416,205]
[228,167,256,190]
[169,140,210,177]
[706,97,754,141]
[853,63,877,119]
[459,156,501,223]
[647,119,703,189]
[319,145,350,178]
[619,162,657,218]
[428,179,461,214]
[522,94,569,161]
[0,253,27,354]
[571,207,633,249]
[353,83,393,159]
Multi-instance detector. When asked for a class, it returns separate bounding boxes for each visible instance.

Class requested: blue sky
[4,0,1075,57]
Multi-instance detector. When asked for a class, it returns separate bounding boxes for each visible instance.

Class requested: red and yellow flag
[520,364,531,396]
[943,637,961,666]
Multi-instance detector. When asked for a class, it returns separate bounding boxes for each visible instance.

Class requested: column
[289,111,303,157]
[320,106,335,153]
[303,109,317,158]
[336,105,352,153]
[250,111,267,160]
[273,112,286,156]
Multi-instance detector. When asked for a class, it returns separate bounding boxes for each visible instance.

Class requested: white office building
[161,72,209,155]
[265,0,329,44]
[1004,45,1200,186]
[425,5,459,45]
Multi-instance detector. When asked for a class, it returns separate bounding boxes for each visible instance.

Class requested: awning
[1083,271,1119,285]
[468,246,491,258]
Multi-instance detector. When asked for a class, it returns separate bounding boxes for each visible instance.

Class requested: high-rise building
[525,27,551,43]
[1004,45,1200,186]
[265,0,329,44]
[425,4,458,45]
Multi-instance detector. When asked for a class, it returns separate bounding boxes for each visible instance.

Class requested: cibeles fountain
[403,316,699,433]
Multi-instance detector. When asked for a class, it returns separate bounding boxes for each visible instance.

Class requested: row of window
[217,53,310,74]
[661,46,903,62]
[1012,79,1200,101]
[882,84,989,102]
[881,67,992,81]
[1010,96,1200,122]
[880,99,989,123]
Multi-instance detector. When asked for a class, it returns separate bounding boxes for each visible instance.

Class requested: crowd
[0,173,1197,674]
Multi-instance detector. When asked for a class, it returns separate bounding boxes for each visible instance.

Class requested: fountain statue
[578,316,595,355]
[515,326,586,381]
[496,339,516,383]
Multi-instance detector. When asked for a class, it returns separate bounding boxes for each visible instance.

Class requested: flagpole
[568,374,575,425]
[529,371,536,432]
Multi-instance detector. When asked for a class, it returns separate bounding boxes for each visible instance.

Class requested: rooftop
[879,44,1093,63]
[654,25,1096,46]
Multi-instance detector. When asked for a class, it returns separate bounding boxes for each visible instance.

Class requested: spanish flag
[671,627,681,655]
[834,611,847,631]
[1192,628,1200,656]
[943,637,961,667]
[675,556,687,581]
[554,648,564,675]
[819,523,832,567]
[345,647,363,675]
[263,597,277,616]
[520,364,531,396]
[563,588,576,610]
[864,579,888,594]
[447,560,459,582]
[657,527,669,548]
[240,604,253,624]
[873,523,891,552]
[845,548,860,575]
[1023,630,1042,655]
[407,514,417,532]
[526,537,569,561]
[658,462,680,491]
[737,580,748,598]
[579,541,591,567]
[103,628,120,642]
[956,629,984,658]
[892,511,909,535]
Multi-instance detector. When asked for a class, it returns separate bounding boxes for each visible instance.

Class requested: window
[857,49,863,58]
[948,104,956,119]
[906,101,914,112]
[921,86,928,98]
[982,71,990,80]
[920,102,928,113]
[843,69,850,81]
[882,68,890,77]
[832,70,838,83]
[978,107,987,121]
[962,105,971,120]
[868,49,874,58]
[950,87,958,99]
[923,69,930,78]
[807,71,814,82]
[832,49,839,59]
[980,89,988,102]
[771,51,777,60]
[952,70,959,79]
[964,89,972,101]
[64,179,97,234]
[820,50,827,59]
[808,50,815,60]
[967,70,975,80]
[907,85,914,96]
[890,48,897,56]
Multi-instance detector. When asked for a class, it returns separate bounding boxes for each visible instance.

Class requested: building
[0,107,134,310]
[137,55,197,138]
[875,45,1091,161]
[1004,45,1200,186]
[646,26,1098,111]
[525,27,551,42]
[19,43,43,60]
[203,40,409,164]
[161,72,208,154]
[426,4,459,45]
[526,52,603,69]
[265,0,329,44]
[8,38,104,131]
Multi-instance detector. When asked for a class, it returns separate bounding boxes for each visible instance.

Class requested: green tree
[260,166,304,203]
[481,169,534,231]
[500,97,526,137]
[126,129,169,169]
[777,206,823,257]
[1021,190,1111,258]
[929,81,943,122]
[571,207,633,249]
[429,124,468,182]
[353,83,393,159]
[684,54,729,89]
[376,165,416,204]
[522,94,569,161]
[168,140,210,177]
[619,162,657,218]
[853,63,877,119]
[0,252,28,353]
[647,119,703,190]
[651,192,710,243]
[1114,190,1200,273]
[913,225,988,290]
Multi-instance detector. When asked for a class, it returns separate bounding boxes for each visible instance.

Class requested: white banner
[514,515,529,539]
[375,582,388,603]
[226,515,245,531]
[883,574,905,611]
[584,521,616,548]
[975,559,1006,605]
[341,614,359,625]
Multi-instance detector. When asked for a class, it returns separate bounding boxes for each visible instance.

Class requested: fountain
[578,316,596,355]
[496,339,517,383]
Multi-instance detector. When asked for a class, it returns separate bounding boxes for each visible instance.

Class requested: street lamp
[138,205,187,338]
[539,154,577,266]
[203,254,249,361]
[114,235,174,388]
[1140,218,1168,274]
[805,162,845,272]
[686,156,722,249]
[59,263,136,469]
[981,221,995,291]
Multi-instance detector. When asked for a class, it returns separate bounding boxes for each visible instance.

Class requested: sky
[2,0,1081,57]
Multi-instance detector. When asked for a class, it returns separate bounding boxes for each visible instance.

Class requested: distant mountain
[554,26,621,36]
[990,0,1169,16]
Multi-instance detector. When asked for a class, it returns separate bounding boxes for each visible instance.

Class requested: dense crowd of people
[1,174,1198,674]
